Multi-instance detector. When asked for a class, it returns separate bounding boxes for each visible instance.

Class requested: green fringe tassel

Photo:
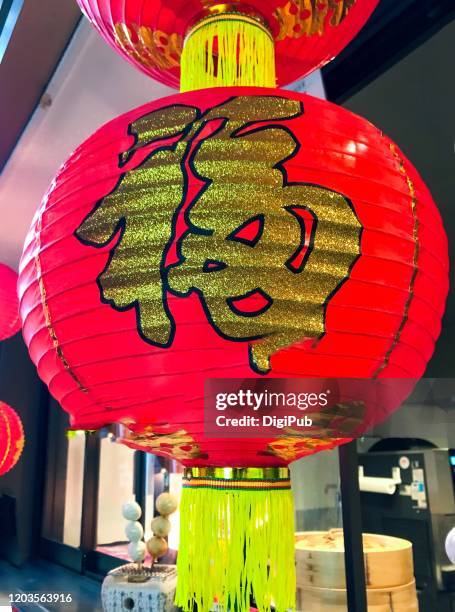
[180,14,276,92]
[175,486,296,611]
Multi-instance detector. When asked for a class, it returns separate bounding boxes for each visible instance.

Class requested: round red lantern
[18,89,448,611]
[0,263,21,340]
[0,402,25,476]
[76,0,379,88]
[19,89,448,444]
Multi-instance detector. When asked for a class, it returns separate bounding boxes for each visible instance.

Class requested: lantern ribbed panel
[0,402,24,476]
[18,89,448,466]
[75,0,379,88]
[0,263,21,340]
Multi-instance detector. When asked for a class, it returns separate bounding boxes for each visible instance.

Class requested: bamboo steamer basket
[296,580,419,612]
[295,530,414,590]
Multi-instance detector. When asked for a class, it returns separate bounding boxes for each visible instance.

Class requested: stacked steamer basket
[295,530,418,611]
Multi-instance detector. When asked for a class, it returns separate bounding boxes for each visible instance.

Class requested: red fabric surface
[0,402,24,476]
[18,88,448,467]
[0,263,21,340]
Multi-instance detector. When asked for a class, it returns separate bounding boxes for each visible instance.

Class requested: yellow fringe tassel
[175,486,296,611]
[180,14,276,92]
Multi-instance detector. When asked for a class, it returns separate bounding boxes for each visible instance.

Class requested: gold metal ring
[184,466,290,480]
[185,12,274,44]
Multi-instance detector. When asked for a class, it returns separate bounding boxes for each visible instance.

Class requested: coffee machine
[358,447,455,612]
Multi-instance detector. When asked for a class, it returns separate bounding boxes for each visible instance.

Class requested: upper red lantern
[18,88,448,468]
[76,0,379,88]
[0,402,25,476]
[0,263,21,341]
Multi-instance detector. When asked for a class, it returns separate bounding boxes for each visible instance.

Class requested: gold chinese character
[77,96,361,373]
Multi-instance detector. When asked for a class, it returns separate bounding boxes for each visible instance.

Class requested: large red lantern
[76,0,379,88]
[0,402,25,476]
[18,88,448,611]
[0,263,21,340]
[19,90,448,436]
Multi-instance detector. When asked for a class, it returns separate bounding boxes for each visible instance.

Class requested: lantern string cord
[180,14,276,92]
[175,483,296,611]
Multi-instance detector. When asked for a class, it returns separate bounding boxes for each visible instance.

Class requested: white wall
[0,20,173,270]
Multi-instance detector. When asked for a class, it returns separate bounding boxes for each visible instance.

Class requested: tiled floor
[0,559,103,611]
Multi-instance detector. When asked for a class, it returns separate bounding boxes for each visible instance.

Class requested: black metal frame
[81,443,146,576]
[39,538,84,573]
[41,400,68,543]
[79,433,100,553]
[339,441,368,612]
[134,450,147,530]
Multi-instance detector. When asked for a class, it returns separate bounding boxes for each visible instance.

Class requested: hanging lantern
[0,402,25,476]
[0,263,21,340]
[19,1,448,610]
[18,87,448,610]
[18,88,448,423]
[76,0,379,88]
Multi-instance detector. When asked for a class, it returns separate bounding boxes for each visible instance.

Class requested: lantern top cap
[77,0,379,89]
[184,10,274,44]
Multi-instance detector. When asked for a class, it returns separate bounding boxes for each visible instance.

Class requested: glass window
[62,431,85,547]
[291,447,342,532]
[96,431,135,561]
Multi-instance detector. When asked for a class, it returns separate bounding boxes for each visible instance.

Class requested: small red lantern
[76,0,379,88]
[0,263,20,340]
[0,402,25,476]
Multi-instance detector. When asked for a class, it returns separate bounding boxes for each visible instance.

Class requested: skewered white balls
[122,501,142,521]
[125,521,144,542]
[128,540,146,563]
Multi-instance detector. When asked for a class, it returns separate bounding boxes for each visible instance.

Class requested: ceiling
[0,0,81,171]
[0,20,173,271]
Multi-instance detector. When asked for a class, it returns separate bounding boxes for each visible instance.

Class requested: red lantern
[18,89,448,611]
[0,263,20,340]
[0,402,25,476]
[18,88,448,451]
[76,0,379,88]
